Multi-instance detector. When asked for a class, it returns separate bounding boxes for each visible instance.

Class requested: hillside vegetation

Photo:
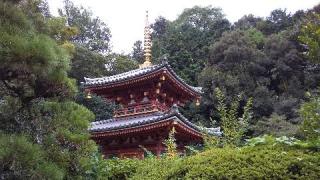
[0,0,319,179]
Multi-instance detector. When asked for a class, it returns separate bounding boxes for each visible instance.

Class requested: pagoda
[83,12,220,159]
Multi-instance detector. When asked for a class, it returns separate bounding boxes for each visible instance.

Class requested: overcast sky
[47,0,319,54]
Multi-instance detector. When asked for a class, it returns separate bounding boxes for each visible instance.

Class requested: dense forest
[0,0,320,179]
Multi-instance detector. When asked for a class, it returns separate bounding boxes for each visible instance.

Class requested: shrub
[130,158,183,180]
[102,158,141,180]
[0,133,64,180]
[299,91,320,141]
[128,143,320,179]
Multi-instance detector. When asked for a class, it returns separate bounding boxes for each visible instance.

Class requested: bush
[0,133,64,180]
[112,143,320,179]
[103,158,141,180]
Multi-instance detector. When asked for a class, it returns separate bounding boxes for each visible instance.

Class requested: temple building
[82,12,220,158]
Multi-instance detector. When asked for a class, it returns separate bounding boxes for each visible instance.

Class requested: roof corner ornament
[159,54,169,64]
[86,90,92,99]
[169,104,179,114]
[196,98,200,106]
[139,10,152,69]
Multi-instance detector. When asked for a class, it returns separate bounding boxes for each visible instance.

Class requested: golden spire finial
[140,10,152,68]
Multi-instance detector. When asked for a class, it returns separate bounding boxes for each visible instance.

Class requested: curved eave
[162,64,202,97]
[82,63,202,97]
[90,112,203,138]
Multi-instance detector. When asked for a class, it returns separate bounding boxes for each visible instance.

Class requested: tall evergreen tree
[151,6,230,84]
[0,1,99,178]
[59,0,111,53]
[132,40,144,64]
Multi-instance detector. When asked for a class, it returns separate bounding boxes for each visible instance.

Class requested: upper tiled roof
[90,106,221,136]
[82,62,202,94]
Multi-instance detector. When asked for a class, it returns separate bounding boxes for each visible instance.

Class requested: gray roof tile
[82,62,202,94]
[89,109,221,136]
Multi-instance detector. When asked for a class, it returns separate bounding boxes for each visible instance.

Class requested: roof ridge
[82,61,202,94]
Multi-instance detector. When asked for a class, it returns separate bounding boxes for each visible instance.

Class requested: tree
[244,28,265,49]
[105,53,139,75]
[132,40,144,64]
[266,9,293,33]
[0,1,99,178]
[234,14,263,30]
[257,9,293,35]
[151,6,230,84]
[299,14,320,63]
[214,88,253,146]
[300,91,320,141]
[76,92,116,121]
[0,1,76,108]
[0,133,64,179]
[263,33,306,99]
[152,16,169,39]
[200,30,268,120]
[198,28,314,136]
[70,45,108,82]
[163,128,178,158]
[251,113,298,136]
[59,0,111,53]
[151,16,170,61]
[38,0,51,17]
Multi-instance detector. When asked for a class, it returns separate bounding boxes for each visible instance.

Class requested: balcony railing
[114,101,169,118]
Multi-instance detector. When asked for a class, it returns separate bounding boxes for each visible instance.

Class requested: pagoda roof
[90,106,221,136]
[82,62,202,95]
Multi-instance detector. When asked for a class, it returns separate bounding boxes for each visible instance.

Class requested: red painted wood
[86,70,202,159]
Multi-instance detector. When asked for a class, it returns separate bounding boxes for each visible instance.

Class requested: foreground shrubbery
[105,139,320,179]
[104,91,320,179]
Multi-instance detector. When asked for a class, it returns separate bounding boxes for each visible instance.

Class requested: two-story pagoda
[83,12,219,158]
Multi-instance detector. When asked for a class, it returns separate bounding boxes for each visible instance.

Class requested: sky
[47,0,319,54]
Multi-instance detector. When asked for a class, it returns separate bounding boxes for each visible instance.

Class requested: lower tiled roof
[89,107,221,136]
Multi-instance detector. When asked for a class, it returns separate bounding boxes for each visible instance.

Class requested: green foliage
[103,158,140,180]
[0,1,76,104]
[105,53,139,75]
[199,30,266,124]
[2,1,320,179]
[244,28,265,49]
[246,135,301,147]
[300,91,320,141]
[163,127,178,158]
[0,100,99,179]
[263,9,293,35]
[234,14,263,30]
[151,6,230,84]
[0,1,101,179]
[299,14,320,63]
[0,133,64,180]
[247,134,320,151]
[139,145,155,158]
[235,9,294,36]
[203,132,221,149]
[46,16,79,45]
[103,135,320,179]
[70,45,138,84]
[199,27,314,136]
[128,144,320,179]
[130,158,183,180]
[214,88,253,146]
[146,6,320,138]
[59,0,111,53]
[70,45,108,82]
[252,113,299,136]
[131,40,144,64]
[76,91,116,121]
[37,101,97,178]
